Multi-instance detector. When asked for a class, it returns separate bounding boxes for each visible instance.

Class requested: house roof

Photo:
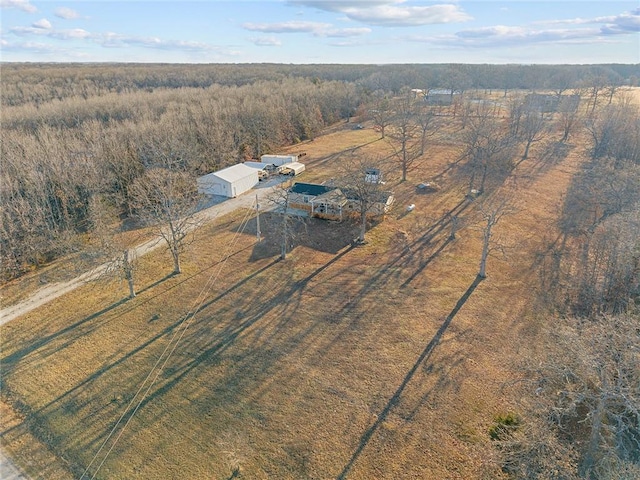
[290,182,335,196]
[312,188,348,206]
[210,163,257,183]
[343,188,394,204]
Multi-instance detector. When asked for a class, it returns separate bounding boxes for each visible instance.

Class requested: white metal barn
[260,154,298,166]
[197,164,259,198]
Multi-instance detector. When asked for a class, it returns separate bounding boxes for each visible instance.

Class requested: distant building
[197,164,259,198]
[425,89,460,106]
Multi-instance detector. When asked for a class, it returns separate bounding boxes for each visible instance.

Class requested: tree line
[3,63,637,107]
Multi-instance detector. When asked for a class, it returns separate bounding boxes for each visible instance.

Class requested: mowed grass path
[1,121,582,479]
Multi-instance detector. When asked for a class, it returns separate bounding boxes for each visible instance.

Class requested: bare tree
[519,109,548,161]
[368,90,394,139]
[458,104,516,194]
[129,166,200,274]
[522,312,640,478]
[387,90,420,181]
[557,100,582,143]
[88,197,140,299]
[338,152,390,243]
[269,180,301,260]
[476,195,515,278]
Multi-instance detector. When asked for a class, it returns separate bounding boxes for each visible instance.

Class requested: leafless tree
[128,166,200,274]
[416,102,442,156]
[368,90,394,139]
[88,197,140,299]
[387,90,421,181]
[476,195,516,279]
[519,109,549,161]
[525,312,640,478]
[337,152,390,243]
[557,101,583,143]
[458,103,517,194]
[268,180,301,260]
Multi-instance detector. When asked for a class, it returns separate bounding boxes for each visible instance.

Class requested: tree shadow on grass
[0,297,130,371]
[336,275,484,480]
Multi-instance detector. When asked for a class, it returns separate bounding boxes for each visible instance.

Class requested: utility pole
[255,194,261,241]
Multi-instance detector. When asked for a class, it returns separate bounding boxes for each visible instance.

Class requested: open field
[0,113,594,478]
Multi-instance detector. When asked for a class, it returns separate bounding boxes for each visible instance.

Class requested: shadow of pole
[336,275,484,480]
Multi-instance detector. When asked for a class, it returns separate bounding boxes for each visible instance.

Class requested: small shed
[197,164,259,198]
[281,162,306,176]
[260,154,298,166]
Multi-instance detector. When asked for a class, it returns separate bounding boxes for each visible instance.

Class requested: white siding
[197,164,259,198]
[260,154,297,166]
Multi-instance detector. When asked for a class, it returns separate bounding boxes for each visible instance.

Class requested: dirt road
[0,450,29,480]
[0,180,283,326]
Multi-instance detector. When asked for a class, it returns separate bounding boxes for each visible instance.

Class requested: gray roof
[209,164,257,183]
[290,182,334,196]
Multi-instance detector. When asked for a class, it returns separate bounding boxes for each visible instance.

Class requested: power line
[80,203,257,480]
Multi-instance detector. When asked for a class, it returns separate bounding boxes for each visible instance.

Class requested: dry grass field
[1,110,590,479]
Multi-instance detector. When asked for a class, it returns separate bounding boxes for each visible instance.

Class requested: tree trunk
[522,141,532,160]
[359,209,367,242]
[479,225,491,278]
[171,246,181,274]
[123,250,136,298]
[582,388,605,477]
[281,214,288,260]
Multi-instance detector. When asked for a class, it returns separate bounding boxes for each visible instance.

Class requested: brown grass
[1,112,588,479]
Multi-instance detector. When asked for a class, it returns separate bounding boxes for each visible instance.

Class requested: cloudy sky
[1,0,639,63]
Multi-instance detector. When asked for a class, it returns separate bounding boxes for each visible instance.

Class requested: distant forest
[1,63,639,279]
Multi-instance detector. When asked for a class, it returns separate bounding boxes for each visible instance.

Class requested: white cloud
[404,7,640,50]
[0,39,61,53]
[598,8,640,34]
[288,0,472,27]
[407,25,608,50]
[54,7,81,20]
[251,36,282,47]
[242,20,370,38]
[535,8,640,34]
[6,21,227,55]
[32,18,52,30]
[243,21,331,34]
[50,28,92,40]
[0,0,36,13]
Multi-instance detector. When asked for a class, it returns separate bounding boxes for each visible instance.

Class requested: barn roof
[244,161,272,170]
[210,163,257,183]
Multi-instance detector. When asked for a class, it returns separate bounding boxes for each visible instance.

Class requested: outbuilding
[280,162,306,176]
[243,161,272,180]
[197,164,259,198]
[260,154,298,166]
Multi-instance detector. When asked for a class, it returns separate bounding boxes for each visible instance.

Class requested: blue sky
[1,1,639,63]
